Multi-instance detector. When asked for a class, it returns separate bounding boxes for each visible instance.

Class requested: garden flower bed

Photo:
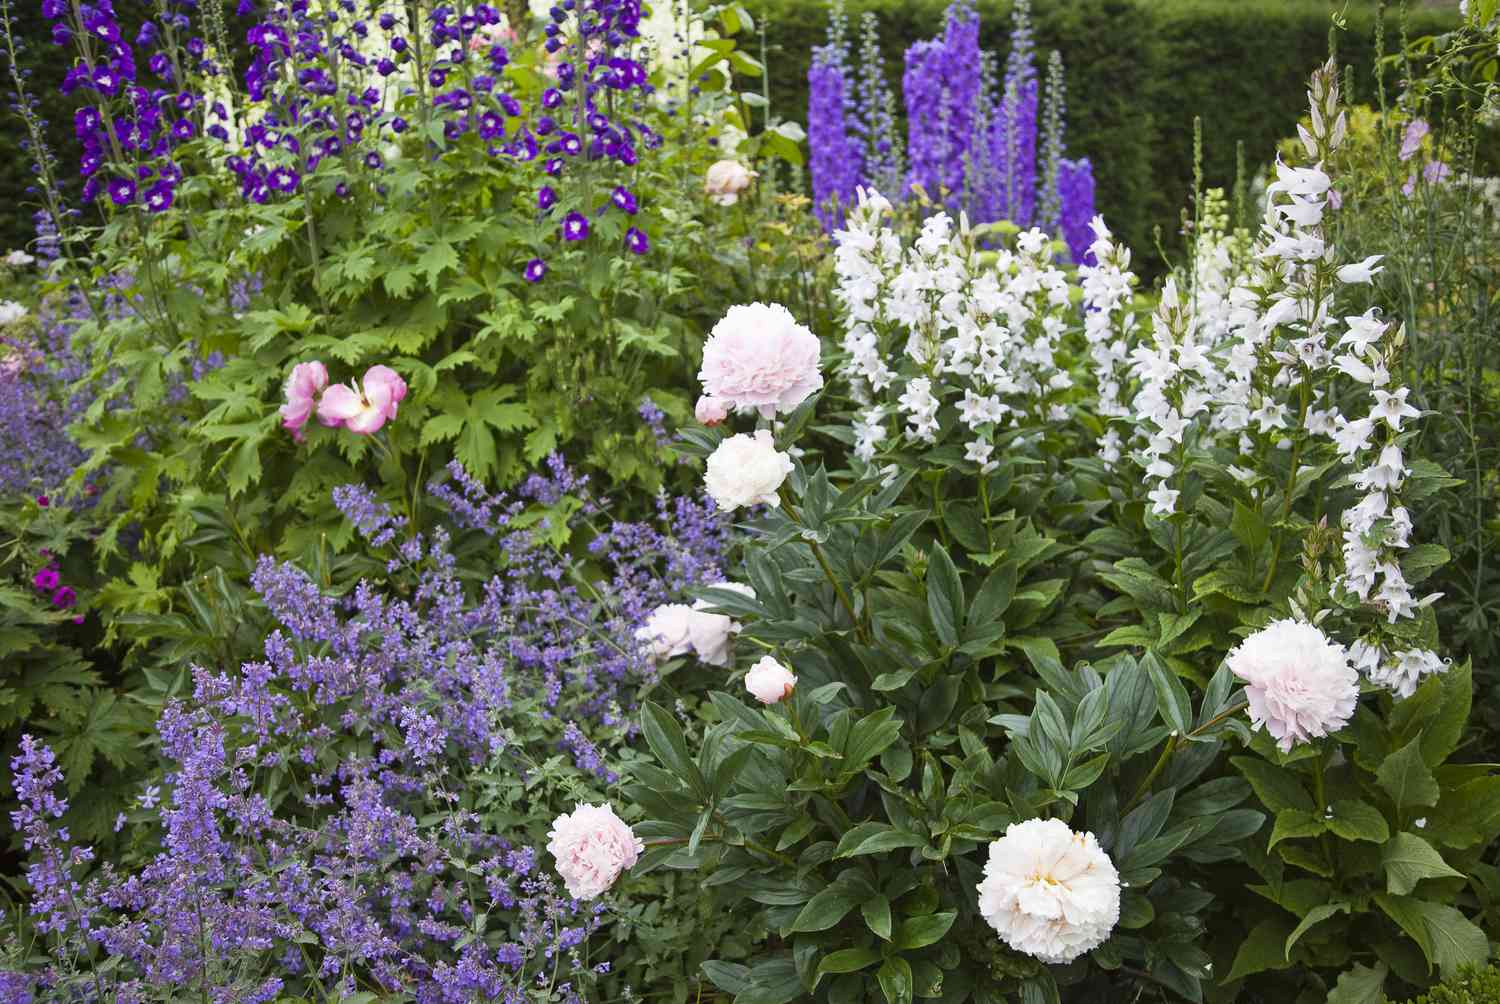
[1,0,1497,1002]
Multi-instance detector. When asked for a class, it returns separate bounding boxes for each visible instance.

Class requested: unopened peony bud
[695,395,729,426]
[744,656,796,704]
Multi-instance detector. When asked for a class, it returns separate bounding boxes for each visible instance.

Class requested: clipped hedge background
[754,0,1457,270]
[0,2,1459,260]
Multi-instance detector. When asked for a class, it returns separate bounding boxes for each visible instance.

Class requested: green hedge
[754,0,1456,271]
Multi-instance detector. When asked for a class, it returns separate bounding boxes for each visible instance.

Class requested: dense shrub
[1393,965,1500,1004]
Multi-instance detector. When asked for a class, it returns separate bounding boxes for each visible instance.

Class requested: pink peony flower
[699,302,823,419]
[1226,619,1360,752]
[695,395,729,426]
[317,364,408,435]
[279,361,328,440]
[744,656,796,704]
[546,802,643,900]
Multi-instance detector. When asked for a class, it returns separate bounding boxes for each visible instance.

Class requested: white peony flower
[0,300,29,326]
[1225,619,1360,751]
[546,803,643,901]
[699,302,822,418]
[634,604,697,662]
[703,159,758,206]
[744,656,797,704]
[689,583,754,667]
[704,430,793,511]
[976,818,1121,964]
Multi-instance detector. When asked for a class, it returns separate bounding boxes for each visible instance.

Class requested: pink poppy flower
[317,364,408,435]
[279,361,328,440]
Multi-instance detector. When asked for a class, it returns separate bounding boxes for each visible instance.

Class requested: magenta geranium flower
[317,364,408,435]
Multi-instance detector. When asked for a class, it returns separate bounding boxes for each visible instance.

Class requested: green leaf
[1381,832,1464,895]
[1144,653,1192,735]
[1326,962,1388,1004]
[1230,500,1269,555]
[877,957,913,1004]
[1411,901,1490,979]
[893,911,955,950]
[1374,893,1435,968]
[925,544,964,647]
[1284,902,1348,957]
[1227,918,1295,981]
[640,701,706,798]
[862,896,892,940]
[1326,800,1390,843]
[1377,735,1440,810]
[817,947,882,978]
[1269,809,1326,849]
[1232,756,1316,813]
[789,886,860,933]
[835,822,925,858]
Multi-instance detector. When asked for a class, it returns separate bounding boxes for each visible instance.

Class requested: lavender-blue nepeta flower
[7,460,733,1001]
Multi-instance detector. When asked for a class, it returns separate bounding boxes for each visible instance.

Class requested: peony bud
[695,395,729,426]
[744,656,796,704]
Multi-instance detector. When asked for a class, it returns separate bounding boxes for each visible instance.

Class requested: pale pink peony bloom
[317,364,408,435]
[704,160,758,206]
[1226,619,1360,752]
[704,430,793,510]
[977,818,1120,964]
[279,361,329,441]
[744,656,796,704]
[546,802,643,901]
[699,302,822,418]
[695,395,729,426]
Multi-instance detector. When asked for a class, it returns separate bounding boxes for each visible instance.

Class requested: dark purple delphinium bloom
[523,258,547,283]
[1057,157,1096,264]
[808,47,863,231]
[981,0,1039,228]
[623,226,648,255]
[855,11,904,199]
[903,0,979,207]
